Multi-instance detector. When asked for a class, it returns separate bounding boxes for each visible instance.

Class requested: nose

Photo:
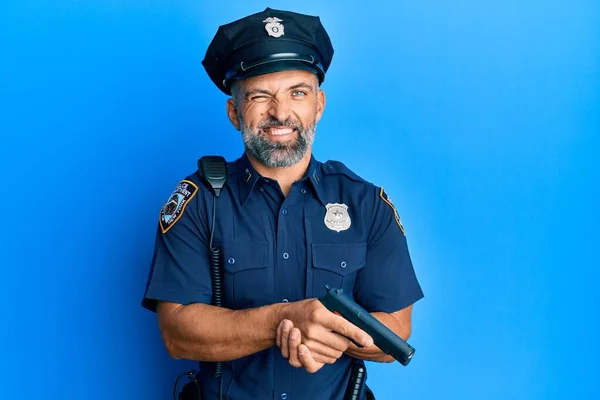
[267,98,292,123]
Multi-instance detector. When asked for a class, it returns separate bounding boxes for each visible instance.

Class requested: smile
[263,127,296,136]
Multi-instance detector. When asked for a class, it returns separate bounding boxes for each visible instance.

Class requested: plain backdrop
[1,0,599,399]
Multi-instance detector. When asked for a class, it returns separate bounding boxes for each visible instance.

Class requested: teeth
[268,128,293,135]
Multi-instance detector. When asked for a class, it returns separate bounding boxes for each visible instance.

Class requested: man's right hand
[278,298,373,364]
[277,319,324,373]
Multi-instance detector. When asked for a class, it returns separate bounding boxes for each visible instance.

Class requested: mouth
[262,127,297,138]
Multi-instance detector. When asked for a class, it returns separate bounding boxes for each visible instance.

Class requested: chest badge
[324,203,351,232]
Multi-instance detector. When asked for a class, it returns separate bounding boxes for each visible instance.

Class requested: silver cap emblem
[324,203,351,232]
[263,17,284,38]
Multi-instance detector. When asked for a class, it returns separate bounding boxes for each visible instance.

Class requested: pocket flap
[221,241,269,273]
[312,242,367,276]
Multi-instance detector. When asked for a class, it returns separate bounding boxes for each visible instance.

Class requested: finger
[276,320,283,348]
[288,328,302,368]
[303,340,343,364]
[322,314,373,347]
[307,327,351,353]
[298,344,324,374]
[280,320,293,359]
[311,352,338,365]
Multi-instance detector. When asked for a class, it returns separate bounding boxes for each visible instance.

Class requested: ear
[315,89,326,123]
[226,98,241,131]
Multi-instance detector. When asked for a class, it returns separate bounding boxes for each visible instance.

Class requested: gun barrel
[319,285,416,366]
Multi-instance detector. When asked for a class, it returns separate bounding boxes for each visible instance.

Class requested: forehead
[241,70,318,90]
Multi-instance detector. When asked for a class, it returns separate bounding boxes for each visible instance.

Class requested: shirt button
[281,208,288,215]
[282,299,289,303]
[259,186,265,192]
[300,188,307,194]
[283,252,289,260]
[228,258,235,265]
[340,261,346,268]
[281,394,287,400]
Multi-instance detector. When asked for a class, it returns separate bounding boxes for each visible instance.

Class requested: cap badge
[324,203,351,232]
[263,17,285,38]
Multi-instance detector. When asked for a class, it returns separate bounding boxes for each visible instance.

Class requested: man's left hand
[276,319,325,373]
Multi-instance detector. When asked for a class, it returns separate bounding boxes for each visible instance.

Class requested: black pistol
[318,285,416,366]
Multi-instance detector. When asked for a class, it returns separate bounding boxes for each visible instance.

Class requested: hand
[279,299,373,364]
[276,319,325,373]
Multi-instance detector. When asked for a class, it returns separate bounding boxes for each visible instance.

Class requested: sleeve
[353,186,424,313]
[141,178,213,312]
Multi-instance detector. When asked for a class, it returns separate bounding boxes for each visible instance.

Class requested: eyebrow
[244,81,315,98]
[287,82,314,92]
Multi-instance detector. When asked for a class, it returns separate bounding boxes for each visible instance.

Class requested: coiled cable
[209,196,224,400]
[208,197,223,379]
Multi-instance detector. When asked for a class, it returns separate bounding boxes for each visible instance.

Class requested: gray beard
[240,116,316,168]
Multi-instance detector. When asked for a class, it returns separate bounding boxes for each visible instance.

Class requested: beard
[239,115,316,168]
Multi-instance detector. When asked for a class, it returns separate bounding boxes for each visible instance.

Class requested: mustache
[257,117,303,131]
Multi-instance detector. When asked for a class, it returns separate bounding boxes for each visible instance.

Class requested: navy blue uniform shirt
[142,153,424,400]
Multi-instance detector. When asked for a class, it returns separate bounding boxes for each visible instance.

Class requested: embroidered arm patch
[379,187,405,235]
[159,180,198,233]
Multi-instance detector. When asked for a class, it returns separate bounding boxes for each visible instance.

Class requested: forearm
[158,302,288,362]
[344,311,411,363]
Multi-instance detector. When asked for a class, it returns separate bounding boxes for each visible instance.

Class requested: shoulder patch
[159,180,198,233]
[379,187,405,235]
[322,160,366,183]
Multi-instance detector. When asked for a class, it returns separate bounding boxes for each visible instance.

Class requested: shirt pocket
[221,240,272,309]
[310,242,367,298]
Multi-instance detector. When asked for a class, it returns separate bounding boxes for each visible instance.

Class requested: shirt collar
[237,153,261,207]
[306,155,327,206]
[236,153,327,207]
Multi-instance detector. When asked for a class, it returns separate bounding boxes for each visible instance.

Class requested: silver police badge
[324,203,351,232]
[263,17,284,38]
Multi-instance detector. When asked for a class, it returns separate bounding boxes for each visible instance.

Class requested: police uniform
[142,7,424,400]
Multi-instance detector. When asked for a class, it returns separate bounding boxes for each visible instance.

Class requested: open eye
[292,90,307,97]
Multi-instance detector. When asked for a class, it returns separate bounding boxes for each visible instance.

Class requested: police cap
[202,7,334,95]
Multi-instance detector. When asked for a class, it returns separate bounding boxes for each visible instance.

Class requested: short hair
[230,79,243,109]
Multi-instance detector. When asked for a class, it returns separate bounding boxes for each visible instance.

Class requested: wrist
[267,302,290,336]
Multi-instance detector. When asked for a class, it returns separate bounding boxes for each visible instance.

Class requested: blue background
[1,0,598,399]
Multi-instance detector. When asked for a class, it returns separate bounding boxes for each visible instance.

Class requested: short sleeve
[354,186,424,313]
[141,178,213,312]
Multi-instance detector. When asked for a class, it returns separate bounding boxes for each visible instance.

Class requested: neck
[246,151,312,197]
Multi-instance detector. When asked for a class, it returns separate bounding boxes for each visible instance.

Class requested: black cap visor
[227,58,323,88]
[222,40,325,93]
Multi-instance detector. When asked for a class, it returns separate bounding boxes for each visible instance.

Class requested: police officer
[142,7,424,400]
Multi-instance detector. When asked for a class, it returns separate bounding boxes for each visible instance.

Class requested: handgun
[318,285,416,366]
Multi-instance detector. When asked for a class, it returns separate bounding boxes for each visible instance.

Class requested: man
[142,7,424,400]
